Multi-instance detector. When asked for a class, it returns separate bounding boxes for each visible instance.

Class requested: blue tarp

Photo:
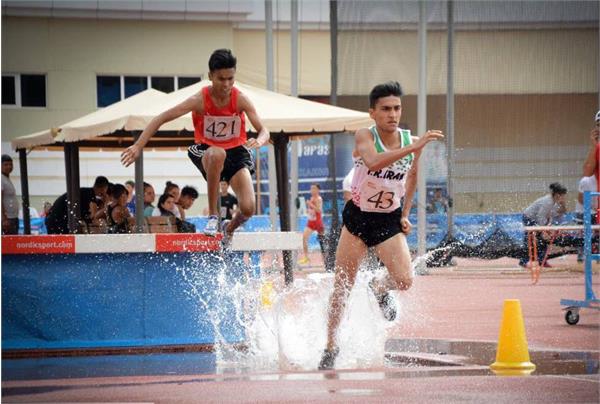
[2,251,249,350]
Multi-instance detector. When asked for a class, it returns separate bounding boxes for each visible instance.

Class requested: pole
[290,0,299,231]
[274,135,293,285]
[134,131,145,233]
[417,0,428,256]
[18,148,31,234]
[446,0,455,237]
[265,0,278,230]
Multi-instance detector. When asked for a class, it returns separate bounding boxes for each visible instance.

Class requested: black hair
[549,182,567,196]
[112,183,129,200]
[311,183,321,190]
[164,181,180,196]
[208,49,237,72]
[143,182,153,190]
[106,182,115,197]
[93,176,110,188]
[369,81,403,108]
[125,180,135,187]
[181,186,199,199]
[158,193,175,216]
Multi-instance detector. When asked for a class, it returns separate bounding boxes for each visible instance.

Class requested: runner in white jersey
[318,81,444,370]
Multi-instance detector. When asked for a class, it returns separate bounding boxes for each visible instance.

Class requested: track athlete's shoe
[220,220,232,250]
[369,278,397,321]
[204,215,219,236]
[318,347,340,370]
[297,256,310,265]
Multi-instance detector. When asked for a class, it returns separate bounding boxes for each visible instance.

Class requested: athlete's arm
[314,196,323,213]
[239,94,270,149]
[400,147,422,233]
[355,128,443,171]
[121,95,202,167]
[583,126,599,176]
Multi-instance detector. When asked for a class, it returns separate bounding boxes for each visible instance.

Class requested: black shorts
[342,200,404,248]
[188,144,255,183]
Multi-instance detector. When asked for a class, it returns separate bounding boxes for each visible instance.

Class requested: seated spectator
[163,181,181,218]
[152,193,177,218]
[427,188,449,214]
[45,176,110,234]
[40,201,52,218]
[142,182,157,217]
[125,180,136,213]
[107,183,132,234]
[18,206,40,219]
[176,186,199,233]
[89,182,113,226]
[518,183,567,268]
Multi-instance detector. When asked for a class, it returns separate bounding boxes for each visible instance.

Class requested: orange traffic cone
[490,299,536,376]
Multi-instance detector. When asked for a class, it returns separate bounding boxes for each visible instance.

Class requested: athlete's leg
[317,230,326,255]
[324,227,367,351]
[372,232,413,294]
[301,226,313,259]
[201,146,226,217]
[227,168,255,234]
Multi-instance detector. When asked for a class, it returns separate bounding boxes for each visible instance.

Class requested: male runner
[298,183,326,265]
[121,49,269,240]
[318,81,444,370]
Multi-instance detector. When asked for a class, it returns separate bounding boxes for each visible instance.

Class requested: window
[178,76,201,89]
[97,76,120,107]
[2,76,16,105]
[2,74,46,107]
[124,76,147,98]
[151,77,175,93]
[97,75,202,107]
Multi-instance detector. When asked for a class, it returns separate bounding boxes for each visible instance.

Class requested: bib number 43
[367,190,395,210]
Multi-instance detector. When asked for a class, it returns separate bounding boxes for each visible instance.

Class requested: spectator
[176,186,199,233]
[582,110,600,177]
[219,181,238,221]
[142,182,157,217]
[518,182,567,268]
[163,181,181,218]
[427,187,449,214]
[45,176,110,234]
[574,174,598,261]
[89,182,113,227]
[1,154,19,234]
[125,180,136,213]
[40,201,53,218]
[152,193,177,218]
[107,184,132,234]
[18,206,39,219]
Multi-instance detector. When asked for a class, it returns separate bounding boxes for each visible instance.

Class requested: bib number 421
[203,116,241,141]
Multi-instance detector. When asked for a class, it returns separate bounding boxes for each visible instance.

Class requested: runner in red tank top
[298,183,326,266]
[121,49,269,242]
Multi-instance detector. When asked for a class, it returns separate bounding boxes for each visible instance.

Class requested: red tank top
[192,86,247,149]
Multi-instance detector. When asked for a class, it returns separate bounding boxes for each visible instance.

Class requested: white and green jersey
[351,126,414,213]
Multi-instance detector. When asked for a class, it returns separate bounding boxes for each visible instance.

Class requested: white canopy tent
[12,81,372,242]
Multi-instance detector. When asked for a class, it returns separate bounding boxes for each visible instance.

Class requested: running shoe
[221,219,232,250]
[369,278,397,321]
[318,347,339,370]
[298,256,310,265]
[204,215,219,237]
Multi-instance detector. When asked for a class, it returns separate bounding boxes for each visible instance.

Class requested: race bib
[359,180,401,213]
[307,208,316,220]
[203,116,242,142]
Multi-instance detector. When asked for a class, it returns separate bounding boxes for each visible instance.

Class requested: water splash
[176,249,448,372]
